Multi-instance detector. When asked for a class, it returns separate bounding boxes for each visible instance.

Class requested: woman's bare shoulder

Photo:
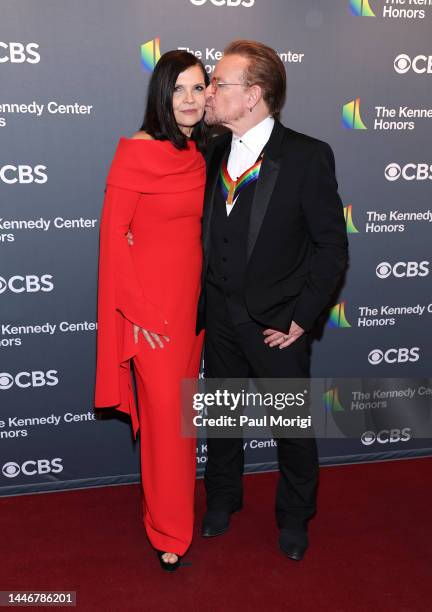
[130,130,154,140]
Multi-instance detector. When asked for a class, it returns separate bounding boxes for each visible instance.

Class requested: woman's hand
[128,233,169,348]
[128,232,168,348]
[133,325,169,349]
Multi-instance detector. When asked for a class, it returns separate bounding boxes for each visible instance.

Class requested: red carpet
[3,458,431,611]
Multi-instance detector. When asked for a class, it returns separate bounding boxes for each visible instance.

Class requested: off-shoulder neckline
[120,136,195,144]
[118,137,198,155]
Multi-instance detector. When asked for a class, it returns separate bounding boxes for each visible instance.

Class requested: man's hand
[127,230,134,246]
[133,325,169,349]
[263,320,305,349]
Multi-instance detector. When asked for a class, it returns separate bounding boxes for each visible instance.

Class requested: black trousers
[203,289,319,531]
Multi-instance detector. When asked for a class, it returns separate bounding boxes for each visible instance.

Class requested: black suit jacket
[196,119,348,334]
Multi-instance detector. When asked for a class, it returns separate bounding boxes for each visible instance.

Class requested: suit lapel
[247,120,285,262]
[202,136,230,259]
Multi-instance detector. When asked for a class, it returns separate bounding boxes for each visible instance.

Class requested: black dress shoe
[279,528,308,561]
[155,550,182,573]
[201,506,241,537]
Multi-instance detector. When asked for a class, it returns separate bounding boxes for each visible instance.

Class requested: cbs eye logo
[394,53,432,75]
[0,274,54,294]
[375,261,429,279]
[375,262,392,279]
[361,429,411,445]
[385,162,432,181]
[394,54,411,74]
[368,349,384,365]
[0,373,14,390]
[384,163,401,181]
[368,347,420,365]
[0,370,59,390]
[2,459,63,478]
[2,462,21,477]
[360,431,376,445]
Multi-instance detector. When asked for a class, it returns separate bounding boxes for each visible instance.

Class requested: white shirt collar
[231,116,275,157]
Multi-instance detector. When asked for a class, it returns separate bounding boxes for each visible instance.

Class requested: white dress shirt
[225,116,275,215]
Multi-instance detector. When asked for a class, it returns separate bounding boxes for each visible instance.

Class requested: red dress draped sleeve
[94,137,205,439]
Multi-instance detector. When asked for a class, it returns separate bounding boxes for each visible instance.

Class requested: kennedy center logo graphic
[342,98,367,129]
[344,204,359,233]
[141,37,161,72]
[349,0,376,17]
[329,302,352,328]
[323,388,345,412]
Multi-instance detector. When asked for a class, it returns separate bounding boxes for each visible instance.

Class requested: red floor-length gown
[95,137,205,555]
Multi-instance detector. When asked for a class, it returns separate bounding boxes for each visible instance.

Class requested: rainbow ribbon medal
[219,155,263,206]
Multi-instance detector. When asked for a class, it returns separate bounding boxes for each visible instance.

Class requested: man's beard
[204,107,218,126]
[204,107,244,127]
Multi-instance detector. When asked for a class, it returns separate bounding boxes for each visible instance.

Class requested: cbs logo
[0,165,48,184]
[368,348,420,365]
[0,42,40,64]
[375,261,429,279]
[190,0,254,6]
[0,275,54,294]
[360,428,411,446]
[0,370,59,390]
[394,53,432,75]
[2,458,63,478]
[384,163,432,181]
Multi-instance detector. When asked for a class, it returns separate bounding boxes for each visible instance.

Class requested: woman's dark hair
[140,50,209,152]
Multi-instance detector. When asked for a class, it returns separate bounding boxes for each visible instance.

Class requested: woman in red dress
[94,51,208,571]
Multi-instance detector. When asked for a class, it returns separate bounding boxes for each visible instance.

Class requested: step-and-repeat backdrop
[1,0,431,495]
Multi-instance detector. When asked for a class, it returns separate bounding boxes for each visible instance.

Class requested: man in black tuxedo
[197,40,348,560]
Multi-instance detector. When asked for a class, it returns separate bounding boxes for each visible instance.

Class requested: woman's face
[172,64,207,136]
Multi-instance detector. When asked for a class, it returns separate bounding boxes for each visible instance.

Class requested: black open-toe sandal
[156,550,182,573]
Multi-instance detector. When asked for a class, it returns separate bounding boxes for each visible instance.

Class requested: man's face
[204,54,251,128]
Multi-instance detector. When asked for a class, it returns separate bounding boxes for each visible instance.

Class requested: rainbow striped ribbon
[219,156,263,206]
